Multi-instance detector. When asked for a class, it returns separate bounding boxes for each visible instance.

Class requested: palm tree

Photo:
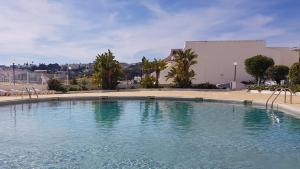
[166,49,198,88]
[141,57,155,88]
[153,58,167,87]
[93,50,123,89]
[142,56,153,76]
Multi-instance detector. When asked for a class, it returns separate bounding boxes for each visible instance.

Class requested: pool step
[243,100,252,105]
[147,96,156,100]
[99,96,109,100]
[195,97,204,102]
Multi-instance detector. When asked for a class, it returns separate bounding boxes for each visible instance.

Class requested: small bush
[48,79,62,91]
[241,80,256,85]
[71,78,78,85]
[266,65,289,84]
[47,79,68,93]
[67,85,81,91]
[140,76,156,88]
[290,85,300,93]
[78,78,88,90]
[248,85,289,91]
[193,83,218,89]
[58,85,68,93]
[289,62,300,84]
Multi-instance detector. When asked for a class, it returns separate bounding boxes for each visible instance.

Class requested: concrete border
[1,94,300,118]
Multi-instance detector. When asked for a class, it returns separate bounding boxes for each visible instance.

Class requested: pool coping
[1,95,300,118]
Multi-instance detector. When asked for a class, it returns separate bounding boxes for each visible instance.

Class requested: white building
[159,40,299,88]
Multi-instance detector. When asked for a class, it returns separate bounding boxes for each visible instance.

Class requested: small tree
[93,50,123,89]
[166,49,198,88]
[289,62,300,84]
[245,55,274,85]
[153,58,167,87]
[79,77,88,90]
[266,65,289,84]
[47,78,67,92]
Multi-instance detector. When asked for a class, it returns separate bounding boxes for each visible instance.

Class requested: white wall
[159,40,298,88]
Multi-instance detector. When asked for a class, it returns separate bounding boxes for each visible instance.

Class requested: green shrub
[58,85,68,93]
[78,77,88,90]
[245,55,274,84]
[48,79,61,91]
[248,84,300,93]
[241,80,256,85]
[266,65,289,84]
[248,85,291,91]
[248,85,268,91]
[71,78,78,85]
[290,85,300,93]
[67,85,81,91]
[289,62,300,84]
[140,76,156,88]
[47,79,68,93]
[193,83,218,89]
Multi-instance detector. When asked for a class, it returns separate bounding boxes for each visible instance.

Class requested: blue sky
[0,0,299,65]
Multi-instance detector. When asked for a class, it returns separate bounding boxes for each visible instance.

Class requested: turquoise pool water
[0,99,300,168]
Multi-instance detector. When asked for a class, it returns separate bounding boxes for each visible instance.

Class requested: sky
[0,0,299,65]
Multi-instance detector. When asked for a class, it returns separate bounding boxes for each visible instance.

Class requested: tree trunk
[107,68,112,89]
[155,71,159,88]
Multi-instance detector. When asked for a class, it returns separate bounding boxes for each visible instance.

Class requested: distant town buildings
[0,63,94,85]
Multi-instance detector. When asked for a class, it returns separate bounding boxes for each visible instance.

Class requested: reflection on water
[93,100,123,128]
[243,107,287,131]
[287,115,300,133]
[166,101,193,128]
[139,100,194,128]
[9,105,17,128]
[140,101,163,123]
[243,108,272,130]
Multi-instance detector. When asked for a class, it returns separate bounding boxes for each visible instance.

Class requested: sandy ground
[0,89,299,114]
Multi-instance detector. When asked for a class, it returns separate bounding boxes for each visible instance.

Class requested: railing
[31,87,39,99]
[21,87,39,100]
[23,87,32,100]
[266,87,293,109]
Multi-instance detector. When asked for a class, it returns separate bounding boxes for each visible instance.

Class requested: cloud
[0,0,299,65]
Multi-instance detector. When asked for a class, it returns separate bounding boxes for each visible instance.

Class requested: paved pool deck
[0,90,299,117]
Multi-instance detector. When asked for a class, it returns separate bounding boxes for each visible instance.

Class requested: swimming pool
[0,99,300,168]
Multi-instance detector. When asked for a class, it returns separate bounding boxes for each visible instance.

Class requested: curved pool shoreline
[0,90,300,118]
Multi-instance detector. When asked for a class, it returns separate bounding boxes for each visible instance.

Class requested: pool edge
[0,95,299,118]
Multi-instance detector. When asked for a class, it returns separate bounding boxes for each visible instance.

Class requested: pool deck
[0,89,300,117]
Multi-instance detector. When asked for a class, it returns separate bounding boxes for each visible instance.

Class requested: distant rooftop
[186,40,265,43]
[184,40,297,49]
[164,49,182,62]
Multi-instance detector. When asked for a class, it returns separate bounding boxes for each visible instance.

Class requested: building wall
[159,40,298,88]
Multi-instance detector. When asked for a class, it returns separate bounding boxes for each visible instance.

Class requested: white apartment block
[159,40,299,88]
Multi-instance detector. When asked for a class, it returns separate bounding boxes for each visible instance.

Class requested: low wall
[250,90,300,96]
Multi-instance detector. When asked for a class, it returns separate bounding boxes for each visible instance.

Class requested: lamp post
[12,60,16,86]
[67,66,71,85]
[232,62,238,90]
[233,62,238,82]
